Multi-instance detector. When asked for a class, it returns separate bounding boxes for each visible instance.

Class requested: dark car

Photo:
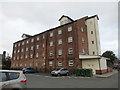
[22,68,37,73]
[51,68,69,76]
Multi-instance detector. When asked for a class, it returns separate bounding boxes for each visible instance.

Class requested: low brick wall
[96,68,113,74]
[96,69,107,74]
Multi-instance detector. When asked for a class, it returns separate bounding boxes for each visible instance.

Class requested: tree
[2,52,12,70]
[102,51,117,66]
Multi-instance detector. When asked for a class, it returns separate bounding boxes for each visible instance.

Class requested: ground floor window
[49,61,53,66]
[69,60,74,66]
[58,61,62,66]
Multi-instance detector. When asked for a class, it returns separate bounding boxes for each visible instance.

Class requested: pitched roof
[58,15,74,21]
[22,33,32,38]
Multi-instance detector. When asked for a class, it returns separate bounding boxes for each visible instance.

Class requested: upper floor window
[58,30,62,35]
[31,46,33,50]
[82,37,85,43]
[92,41,94,44]
[26,47,28,51]
[42,44,45,48]
[50,51,53,56]
[14,50,16,54]
[36,45,39,49]
[26,40,29,44]
[50,32,53,37]
[43,35,45,39]
[17,49,20,53]
[18,43,20,47]
[17,56,19,60]
[21,48,24,52]
[68,48,73,54]
[36,53,39,58]
[37,37,39,41]
[68,37,73,43]
[81,27,84,32]
[58,49,62,56]
[68,26,72,32]
[22,42,24,45]
[25,55,28,59]
[58,39,62,45]
[50,42,53,47]
[31,39,34,42]
[91,31,93,34]
[21,55,23,59]
[82,49,85,54]
[30,54,33,58]
[15,44,17,47]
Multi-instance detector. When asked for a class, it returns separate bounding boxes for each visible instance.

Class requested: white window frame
[82,37,85,43]
[81,27,84,32]
[36,45,39,49]
[58,30,62,35]
[21,48,24,52]
[25,55,27,59]
[43,35,45,39]
[31,46,33,50]
[17,56,19,60]
[18,43,20,46]
[17,49,20,53]
[49,61,53,66]
[50,51,53,56]
[50,32,53,37]
[68,26,72,32]
[31,39,34,42]
[82,49,85,54]
[58,49,62,56]
[58,39,62,45]
[37,37,39,41]
[69,60,74,66]
[22,42,24,45]
[30,54,33,58]
[68,37,73,43]
[21,55,23,59]
[42,44,45,48]
[30,63,32,67]
[26,47,28,51]
[50,42,53,46]
[26,40,29,44]
[36,53,39,58]
[13,57,15,60]
[68,48,73,54]
[58,61,62,66]
[15,44,17,47]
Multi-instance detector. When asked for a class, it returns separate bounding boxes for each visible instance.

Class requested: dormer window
[59,15,74,25]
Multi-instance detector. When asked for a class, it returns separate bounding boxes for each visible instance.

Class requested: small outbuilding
[79,55,111,74]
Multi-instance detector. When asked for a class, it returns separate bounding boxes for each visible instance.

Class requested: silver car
[51,68,69,76]
[0,70,27,90]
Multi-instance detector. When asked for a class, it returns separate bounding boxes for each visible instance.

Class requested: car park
[22,68,37,73]
[51,68,69,76]
[0,70,27,90]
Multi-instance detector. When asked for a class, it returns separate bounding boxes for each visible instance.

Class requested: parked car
[51,68,69,76]
[0,70,27,90]
[22,68,37,73]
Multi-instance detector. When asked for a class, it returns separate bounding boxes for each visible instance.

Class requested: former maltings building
[11,15,104,73]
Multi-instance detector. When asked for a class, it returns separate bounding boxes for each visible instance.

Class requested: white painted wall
[86,17,101,55]
[82,59,100,74]
[100,57,107,70]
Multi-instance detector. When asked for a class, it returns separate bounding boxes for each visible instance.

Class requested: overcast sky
[0,1,118,58]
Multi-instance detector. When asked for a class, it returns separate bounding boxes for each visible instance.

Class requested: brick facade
[11,15,94,72]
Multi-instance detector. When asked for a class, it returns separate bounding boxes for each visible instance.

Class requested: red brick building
[11,15,101,72]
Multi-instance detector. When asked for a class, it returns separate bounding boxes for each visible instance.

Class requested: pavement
[30,69,119,78]
[94,69,118,78]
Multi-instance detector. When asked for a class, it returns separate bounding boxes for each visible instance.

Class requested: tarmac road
[25,72,118,88]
